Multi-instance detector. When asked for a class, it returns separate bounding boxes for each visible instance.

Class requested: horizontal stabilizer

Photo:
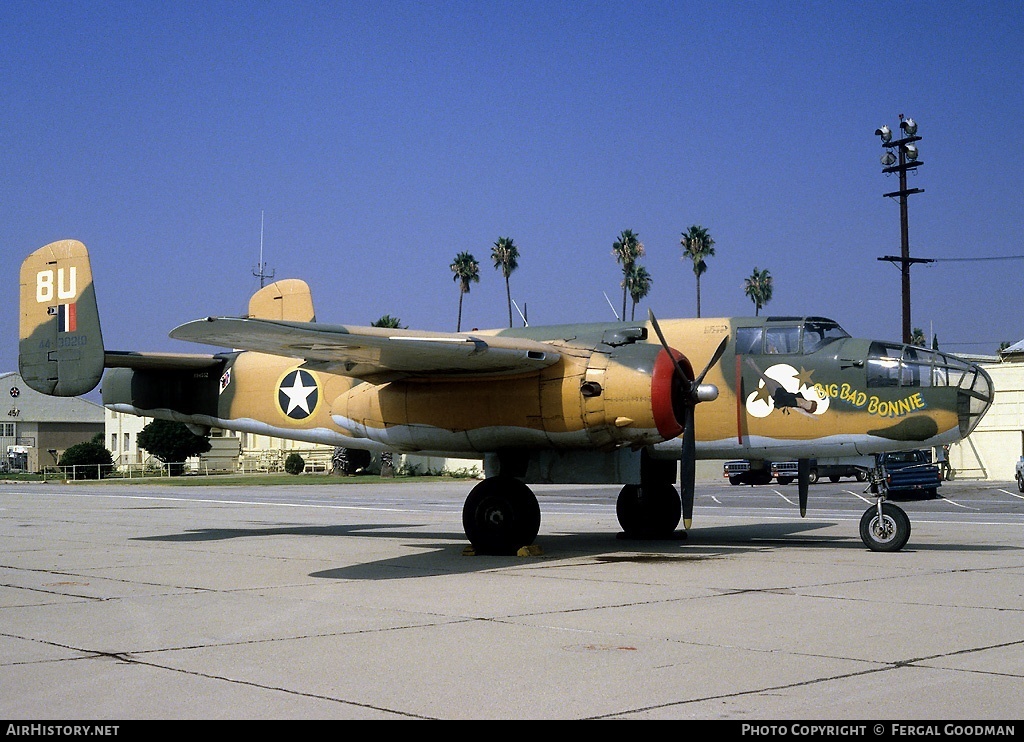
[104,350,224,370]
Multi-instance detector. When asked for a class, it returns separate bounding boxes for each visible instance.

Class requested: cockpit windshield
[735,317,850,356]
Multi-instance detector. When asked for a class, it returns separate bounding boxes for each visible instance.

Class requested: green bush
[284,452,305,475]
[59,441,114,479]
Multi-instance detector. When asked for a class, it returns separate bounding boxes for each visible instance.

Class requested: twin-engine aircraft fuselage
[19,240,995,554]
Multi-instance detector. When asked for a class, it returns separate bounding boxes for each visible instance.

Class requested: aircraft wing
[169,317,561,380]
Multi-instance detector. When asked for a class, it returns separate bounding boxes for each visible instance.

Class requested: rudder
[19,240,105,396]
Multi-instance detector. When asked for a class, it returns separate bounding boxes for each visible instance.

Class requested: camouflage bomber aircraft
[20,240,995,554]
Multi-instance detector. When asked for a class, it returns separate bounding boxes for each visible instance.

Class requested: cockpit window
[764,326,800,354]
[802,320,851,353]
[867,342,903,387]
[735,327,764,355]
[736,318,851,355]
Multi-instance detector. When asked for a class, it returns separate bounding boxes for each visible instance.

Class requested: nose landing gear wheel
[859,502,911,552]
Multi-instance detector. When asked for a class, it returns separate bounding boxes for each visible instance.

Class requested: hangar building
[1,371,104,473]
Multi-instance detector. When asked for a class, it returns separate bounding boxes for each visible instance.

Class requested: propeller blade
[648,310,690,384]
[648,310,729,532]
[694,335,729,387]
[798,458,809,517]
[680,406,695,529]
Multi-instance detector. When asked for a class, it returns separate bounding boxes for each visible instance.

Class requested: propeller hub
[694,384,719,403]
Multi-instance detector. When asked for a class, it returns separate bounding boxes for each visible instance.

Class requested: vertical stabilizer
[247,278,316,322]
[19,240,105,396]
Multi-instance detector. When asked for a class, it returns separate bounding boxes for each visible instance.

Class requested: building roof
[1,372,104,423]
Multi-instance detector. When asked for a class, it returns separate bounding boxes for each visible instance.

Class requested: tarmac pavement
[1,478,1022,720]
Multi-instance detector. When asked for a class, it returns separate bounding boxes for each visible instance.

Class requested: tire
[777,477,793,486]
[729,476,742,486]
[829,475,840,483]
[859,502,911,552]
[856,470,868,482]
[1017,473,1023,493]
[616,483,681,538]
[462,477,541,556]
[807,469,818,484]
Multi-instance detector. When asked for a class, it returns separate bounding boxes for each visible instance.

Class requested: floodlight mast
[875,115,927,345]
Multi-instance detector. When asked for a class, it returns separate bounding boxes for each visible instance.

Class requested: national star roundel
[277,369,320,420]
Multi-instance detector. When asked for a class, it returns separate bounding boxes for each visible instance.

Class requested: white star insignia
[279,371,318,418]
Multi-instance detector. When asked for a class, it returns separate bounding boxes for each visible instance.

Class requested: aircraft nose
[957,360,994,438]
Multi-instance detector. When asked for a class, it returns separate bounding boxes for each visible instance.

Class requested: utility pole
[875,115,929,345]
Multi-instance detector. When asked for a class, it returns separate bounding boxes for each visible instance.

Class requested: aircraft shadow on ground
[132,517,1017,580]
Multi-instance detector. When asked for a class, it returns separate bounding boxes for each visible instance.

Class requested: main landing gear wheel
[462,477,541,556]
[859,502,911,552]
[616,483,681,539]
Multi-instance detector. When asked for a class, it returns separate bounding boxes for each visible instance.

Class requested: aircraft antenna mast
[253,210,275,288]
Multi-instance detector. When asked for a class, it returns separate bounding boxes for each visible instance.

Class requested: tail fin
[19,240,105,396]
[247,278,316,322]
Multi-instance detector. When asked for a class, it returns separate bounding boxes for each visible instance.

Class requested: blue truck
[872,450,942,499]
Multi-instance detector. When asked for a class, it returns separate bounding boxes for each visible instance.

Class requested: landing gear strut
[860,469,910,551]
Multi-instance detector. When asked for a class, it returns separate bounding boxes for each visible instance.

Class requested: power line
[924,255,1024,263]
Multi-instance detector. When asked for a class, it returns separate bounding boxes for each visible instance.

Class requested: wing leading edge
[170,317,561,380]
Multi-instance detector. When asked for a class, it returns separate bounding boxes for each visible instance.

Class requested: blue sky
[3,1,1022,378]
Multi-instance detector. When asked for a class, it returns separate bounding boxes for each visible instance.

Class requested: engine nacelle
[330,344,696,454]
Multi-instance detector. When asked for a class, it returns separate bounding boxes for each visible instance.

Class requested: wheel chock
[516,544,544,557]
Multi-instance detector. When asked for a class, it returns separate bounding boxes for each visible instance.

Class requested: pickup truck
[771,460,868,485]
[873,450,941,499]
[723,460,773,486]
[1016,456,1024,493]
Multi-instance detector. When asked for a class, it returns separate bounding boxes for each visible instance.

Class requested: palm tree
[611,229,644,320]
[371,314,405,329]
[743,267,773,316]
[911,327,927,347]
[490,236,520,327]
[680,225,715,317]
[450,251,480,332]
[625,264,653,321]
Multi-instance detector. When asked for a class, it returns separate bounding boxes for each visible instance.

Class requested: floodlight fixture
[873,115,925,346]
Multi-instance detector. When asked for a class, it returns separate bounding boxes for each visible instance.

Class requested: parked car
[723,460,773,486]
[873,450,941,499]
[1016,456,1024,493]
[771,459,868,485]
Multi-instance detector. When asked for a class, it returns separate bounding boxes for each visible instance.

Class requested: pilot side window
[764,326,800,354]
[802,321,850,354]
[735,327,763,355]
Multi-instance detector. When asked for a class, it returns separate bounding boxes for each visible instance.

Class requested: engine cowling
[329,344,696,453]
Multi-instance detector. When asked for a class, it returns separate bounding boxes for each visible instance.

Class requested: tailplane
[19,240,105,396]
